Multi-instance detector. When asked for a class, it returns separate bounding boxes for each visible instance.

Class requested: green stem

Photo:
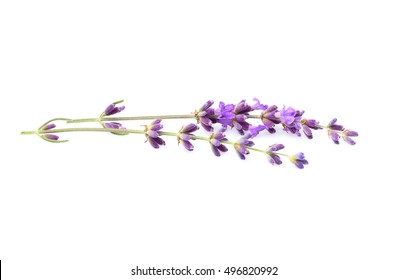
[247,114,261,119]
[247,146,265,153]
[21,127,289,160]
[67,114,196,124]
[21,127,271,156]
[21,131,37,135]
[36,128,145,134]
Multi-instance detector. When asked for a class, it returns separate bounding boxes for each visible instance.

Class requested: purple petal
[267,154,282,165]
[305,119,320,129]
[234,121,242,131]
[179,133,191,141]
[302,125,313,139]
[294,161,304,169]
[225,104,234,111]
[267,127,276,134]
[150,123,163,131]
[104,104,115,115]
[218,144,228,152]
[154,137,165,146]
[345,130,358,137]
[202,123,213,132]
[273,155,282,165]
[236,150,246,160]
[148,130,159,138]
[268,144,284,152]
[262,119,275,128]
[148,137,159,149]
[281,115,295,125]
[249,125,266,138]
[181,123,199,133]
[181,140,194,151]
[217,117,233,127]
[343,136,356,145]
[329,131,340,144]
[200,117,212,126]
[200,100,214,111]
[211,144,221,157]
[235,114,247,122]
[265,105,278,113]
[151,119,162,125]
[328,118,337,127]
[251,98,268,110]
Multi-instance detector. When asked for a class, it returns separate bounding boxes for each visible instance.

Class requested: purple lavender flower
[231,100,253,135]
[233,134,255,160]
[248,125,266,138]
[194,100,216,131]
[265,144,284,165]
[329,130,341,144]
[260,105,281,134]
[275,106,304,136]
[289,152,308,169]
[144,119,165,149]
[209,127,228,156]
[177,123,199,151]
[103,122,125,129]
[300,119,322,139]
[43,134,59,140]
[342,130,359,145]
[104,103,125,116]
[328,118,344,131]
[251,98,268,111]
[215,102,235,127]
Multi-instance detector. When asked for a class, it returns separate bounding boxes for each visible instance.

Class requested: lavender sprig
[22,119,306,168]
[67,99,357,145]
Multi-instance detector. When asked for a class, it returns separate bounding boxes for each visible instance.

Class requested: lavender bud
[42,123,56,130]
[289,152,309,169]
[44,134,59,140]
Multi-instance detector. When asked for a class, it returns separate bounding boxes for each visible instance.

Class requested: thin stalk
[67,114,196,124]
[21,126,287,157]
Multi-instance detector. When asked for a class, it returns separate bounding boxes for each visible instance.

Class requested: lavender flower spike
[143,119,165,149]
[215,102,235,127]
[275,106,304,136]
[177,123,199,151]
[194,100,216,132]
[260,105,281,134]
[209,127,228,157]
[232,100,253,135]
[289,152,309,169]
[327,118,358,145]
[266,144,284,165]
[234,134,255,160]
[300,119,322,139]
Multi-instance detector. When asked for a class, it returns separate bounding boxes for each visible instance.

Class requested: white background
[0,1,407,279]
